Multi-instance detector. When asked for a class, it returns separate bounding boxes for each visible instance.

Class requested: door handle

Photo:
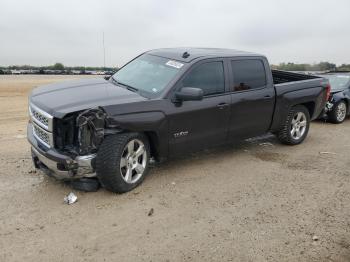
[263,95,272,99]
[217,103,229,109]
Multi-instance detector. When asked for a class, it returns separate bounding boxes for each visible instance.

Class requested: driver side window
[182,61,225,96]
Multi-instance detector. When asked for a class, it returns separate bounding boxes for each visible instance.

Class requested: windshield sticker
[166,60,184,69]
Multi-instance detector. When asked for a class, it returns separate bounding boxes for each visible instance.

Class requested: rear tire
[96,132,150,193]
[277,105,310,145]
[328,101,347,124]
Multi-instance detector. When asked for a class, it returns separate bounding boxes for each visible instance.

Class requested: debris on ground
[171,181,176,185]
[319,151,336,155]
[259,142,274,146]
[64,192,78,205]
[312,235,319,241]
[28,170,37,174]
[14,135,27,139]
[148,208,154,216]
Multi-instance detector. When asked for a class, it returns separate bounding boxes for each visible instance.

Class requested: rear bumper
[28,122,96,180]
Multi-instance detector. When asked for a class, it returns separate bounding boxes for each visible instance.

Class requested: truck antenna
[182,52,190,58]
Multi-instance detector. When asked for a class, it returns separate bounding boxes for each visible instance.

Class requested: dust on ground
[0,75,349,261]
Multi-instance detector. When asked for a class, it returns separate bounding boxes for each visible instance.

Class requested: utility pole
[102,31,106,69]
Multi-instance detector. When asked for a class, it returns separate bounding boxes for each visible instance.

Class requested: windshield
[112,54,183,97]
[323,75,350,91]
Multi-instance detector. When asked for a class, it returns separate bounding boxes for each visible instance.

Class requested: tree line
[0,62,118,72]
[271,62,350,71]
[1,61,350,73]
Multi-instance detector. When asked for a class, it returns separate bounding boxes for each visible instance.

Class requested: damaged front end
[55,107,107,157]
[37,108,111,179]
[76,108,106,155]
[29,106,120,180]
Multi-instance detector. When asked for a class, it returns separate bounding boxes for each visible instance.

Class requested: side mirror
[175,87,203,102]
[104,75,111,80]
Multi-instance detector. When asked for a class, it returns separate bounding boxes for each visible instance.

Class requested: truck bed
[270,70,328,129]
[273,70,325,97]
[272,70,319,84]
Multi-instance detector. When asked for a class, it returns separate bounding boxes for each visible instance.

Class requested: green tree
[52,63,64,70]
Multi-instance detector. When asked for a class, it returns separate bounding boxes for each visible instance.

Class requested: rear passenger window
[231,60,266,91]
[182,62,225,96]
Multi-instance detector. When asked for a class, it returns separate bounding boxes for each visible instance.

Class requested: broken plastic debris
[319,151,336,155]
[64,192,78,205]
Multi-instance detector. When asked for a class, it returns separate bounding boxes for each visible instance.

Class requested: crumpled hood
[29,78,147,118]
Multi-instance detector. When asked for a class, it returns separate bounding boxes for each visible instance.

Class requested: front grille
[31,108,49,127]
[33,122,54,148]
[29,103,53,131]
[29,103,54,148]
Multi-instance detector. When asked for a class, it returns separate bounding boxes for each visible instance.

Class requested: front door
[168,60,231,156]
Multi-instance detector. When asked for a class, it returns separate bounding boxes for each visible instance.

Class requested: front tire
[277,105,310,145]
[328,101,347,124]
[96,132,150,193]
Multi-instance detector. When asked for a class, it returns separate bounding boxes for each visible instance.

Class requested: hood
[30,78,147,118]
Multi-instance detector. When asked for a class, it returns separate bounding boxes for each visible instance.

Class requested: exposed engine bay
[76,108,106,155]
[55,108,108,157]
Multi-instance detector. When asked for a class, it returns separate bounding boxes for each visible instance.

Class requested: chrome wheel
[120,139,147,184]
[336,102,347,122]
[290,112,307,140]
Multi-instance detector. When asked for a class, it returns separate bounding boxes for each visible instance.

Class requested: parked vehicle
[27,48,330,193]
[318,72,350,123]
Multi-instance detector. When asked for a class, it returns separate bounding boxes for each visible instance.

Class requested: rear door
[228,58,275,139]
[168,59,231,156]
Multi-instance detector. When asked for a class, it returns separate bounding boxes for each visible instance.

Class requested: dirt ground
[0,75,349,262]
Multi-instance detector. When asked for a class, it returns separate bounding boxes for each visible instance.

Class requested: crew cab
[318,72,350,123]
[27,48,330,193]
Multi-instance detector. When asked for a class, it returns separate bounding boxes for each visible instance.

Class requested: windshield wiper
[123,84,139,92]
[111,77,138,92]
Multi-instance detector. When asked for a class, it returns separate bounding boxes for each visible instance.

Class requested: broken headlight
[76,108,106,155]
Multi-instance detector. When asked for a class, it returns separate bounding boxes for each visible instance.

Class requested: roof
[147,47,263,62]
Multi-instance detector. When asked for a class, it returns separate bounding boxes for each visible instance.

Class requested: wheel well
[337,99,349,113]
[340,99,348,107]
[144,131,159,160]
[300,102,315,118]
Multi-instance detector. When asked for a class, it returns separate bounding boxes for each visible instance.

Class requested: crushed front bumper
[27,122,96,180]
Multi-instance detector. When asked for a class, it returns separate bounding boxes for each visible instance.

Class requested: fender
[104,110,169,160]
[331,91,350,114]
[270,86,325,131]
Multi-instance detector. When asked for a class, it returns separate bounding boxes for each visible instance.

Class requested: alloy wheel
[120,139,147,184]
[290,112,307,140]
[336,102,347,122]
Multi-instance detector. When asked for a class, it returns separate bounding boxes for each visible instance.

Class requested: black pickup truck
[28,48,330,193]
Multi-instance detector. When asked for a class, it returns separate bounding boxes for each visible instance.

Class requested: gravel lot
[0,75,349,262]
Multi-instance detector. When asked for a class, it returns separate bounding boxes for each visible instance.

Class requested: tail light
[325,83,331,101]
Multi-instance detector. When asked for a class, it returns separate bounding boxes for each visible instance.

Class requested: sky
[1,0,350,67]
